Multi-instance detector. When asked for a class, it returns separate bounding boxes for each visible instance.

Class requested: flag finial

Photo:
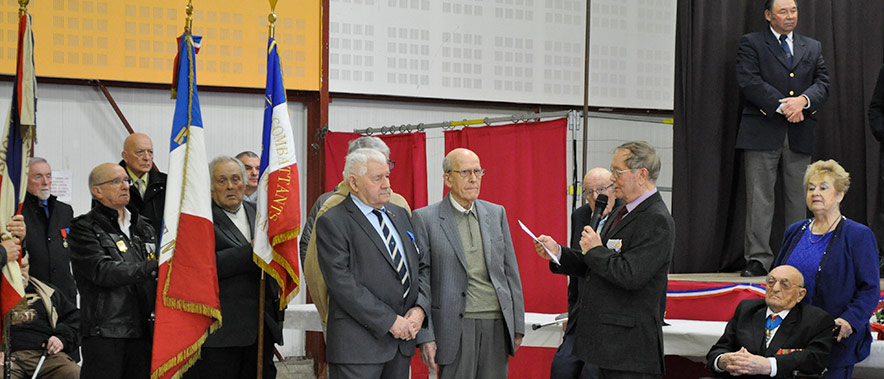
[185,0,194,35]
[18,0,29,17]
[268,0,278,39]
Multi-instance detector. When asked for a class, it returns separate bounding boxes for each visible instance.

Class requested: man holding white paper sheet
[535,141,674,379]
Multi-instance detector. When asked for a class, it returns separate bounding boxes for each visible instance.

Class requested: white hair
[344,148,387,178]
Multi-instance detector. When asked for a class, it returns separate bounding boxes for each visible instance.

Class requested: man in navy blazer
[707,265,835,378]
[316,148,430,379]
[536,141,675,378]
[737,0,830,277]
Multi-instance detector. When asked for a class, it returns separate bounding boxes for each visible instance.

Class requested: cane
[30,344,48,379]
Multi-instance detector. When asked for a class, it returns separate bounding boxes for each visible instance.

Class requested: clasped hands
[717,347,771,376]
[532,225,603,260]
[389,306,424,341]
[778,96,807,124]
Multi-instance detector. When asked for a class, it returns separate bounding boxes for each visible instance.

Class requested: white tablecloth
[284,307,884,377]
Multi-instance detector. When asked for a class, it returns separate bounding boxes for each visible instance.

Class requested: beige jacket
[303,180,411,323]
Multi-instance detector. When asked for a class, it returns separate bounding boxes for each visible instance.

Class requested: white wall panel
[330,0,676,109]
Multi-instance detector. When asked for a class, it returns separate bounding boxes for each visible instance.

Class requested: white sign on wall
[51,170,73,203]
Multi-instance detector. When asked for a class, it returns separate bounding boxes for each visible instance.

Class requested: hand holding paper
[519,220,559,264]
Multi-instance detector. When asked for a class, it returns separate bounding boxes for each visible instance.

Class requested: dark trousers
[598,368,660,379]
[328,350,410,379]
[186,342,259,379]
[80,336,151,379]
[551,325,599,379]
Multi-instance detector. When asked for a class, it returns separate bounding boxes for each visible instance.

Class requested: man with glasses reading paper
[535,141,674,379]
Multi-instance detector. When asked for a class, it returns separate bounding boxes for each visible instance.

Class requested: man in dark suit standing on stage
[316,148,430,379]
[536,141,675,379]
[736,0,830,277]
[21,157,77,301]
[120,133,167,239]
[707,265,835,378]
[549,167,616,379]
[187,156,282,379]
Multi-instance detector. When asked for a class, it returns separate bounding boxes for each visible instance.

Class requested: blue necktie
[779,34,793,67]
[372,209,410,299]
[41,200,49,218]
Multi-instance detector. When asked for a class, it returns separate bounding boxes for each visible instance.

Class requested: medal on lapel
[116,240,128,253]
[60,228,69,248]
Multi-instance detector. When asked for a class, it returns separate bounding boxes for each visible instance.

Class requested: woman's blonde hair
[804,159,850,193]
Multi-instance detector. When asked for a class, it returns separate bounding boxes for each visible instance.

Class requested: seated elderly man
[706,265,835,378]
[6,251,80,379]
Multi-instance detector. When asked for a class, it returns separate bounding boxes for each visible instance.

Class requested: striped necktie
[372,209,410,299]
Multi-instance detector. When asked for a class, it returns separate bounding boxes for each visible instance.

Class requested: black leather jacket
[69,202,158,339]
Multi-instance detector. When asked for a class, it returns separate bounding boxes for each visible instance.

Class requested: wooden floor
[668,272,884,287]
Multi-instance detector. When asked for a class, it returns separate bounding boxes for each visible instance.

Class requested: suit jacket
[735,30,829,154]
[412,195,525,365]
[706,299,835,378]
[304,181,411,324]
[119,160,167,239]
[315,195,429,364]
[551,200,624,333]
[205,201,265,347]
[773,218,880,368]
[556,191,674,374]
[21,192,77,301]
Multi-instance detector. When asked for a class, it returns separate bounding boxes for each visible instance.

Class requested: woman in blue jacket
[773,159,880,379]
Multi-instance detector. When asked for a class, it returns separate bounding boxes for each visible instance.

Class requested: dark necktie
[41,200,49,218]
[609,206,628,230]
[765,314,783,344]
[372,209,410,299]
[779,34,793,67]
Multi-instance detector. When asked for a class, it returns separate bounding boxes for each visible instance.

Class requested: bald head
[121,133,154,177]
[89,163,132,212]
[443,148,483,209]
[584,167,615,216]
[765,265,807,313]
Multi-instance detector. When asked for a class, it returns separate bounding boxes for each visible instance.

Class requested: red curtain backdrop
[322,132,428,209]
[443,118,569,379]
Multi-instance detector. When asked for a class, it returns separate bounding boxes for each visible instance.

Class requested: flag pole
[257,4,277,377]
[4,1,28,376]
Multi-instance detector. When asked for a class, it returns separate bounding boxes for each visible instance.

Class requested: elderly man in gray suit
[316,148,430,379]
[413,148,525,379]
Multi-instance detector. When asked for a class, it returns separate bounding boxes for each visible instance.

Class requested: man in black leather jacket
[69,163,159,379]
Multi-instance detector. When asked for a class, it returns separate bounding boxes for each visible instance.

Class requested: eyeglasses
[765,277,802,290]
[584,183,614,197]
[611,168,635,180]
[94,177,133,187]
[387,160,396,170]
[446,168,486,178]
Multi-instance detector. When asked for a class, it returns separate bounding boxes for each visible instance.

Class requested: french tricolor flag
[253,37,301,309]
[150,32,221,379]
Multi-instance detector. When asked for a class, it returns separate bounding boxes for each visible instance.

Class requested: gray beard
[36,189,51,201]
